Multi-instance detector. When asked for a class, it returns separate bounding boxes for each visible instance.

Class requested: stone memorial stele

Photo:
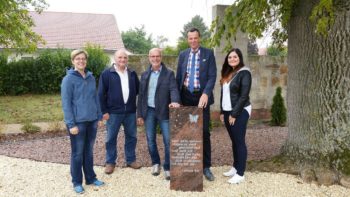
[169,106,203,192]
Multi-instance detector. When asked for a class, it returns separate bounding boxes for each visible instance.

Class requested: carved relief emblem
[189,114,199,123]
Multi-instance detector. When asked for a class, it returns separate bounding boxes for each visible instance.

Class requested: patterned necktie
[188,51,197,93]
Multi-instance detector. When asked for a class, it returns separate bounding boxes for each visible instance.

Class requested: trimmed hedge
[0,45,110,95]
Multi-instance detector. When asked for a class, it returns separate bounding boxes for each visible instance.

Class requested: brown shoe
[127,161,142,169]
[105,164,115,174]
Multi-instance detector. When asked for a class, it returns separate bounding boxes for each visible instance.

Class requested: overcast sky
[45,0,237,46]
[44,0,270,47]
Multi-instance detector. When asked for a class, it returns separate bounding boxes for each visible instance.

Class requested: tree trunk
[285,0,350,175]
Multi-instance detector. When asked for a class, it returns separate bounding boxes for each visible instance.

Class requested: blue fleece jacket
[61,68,102,129]
[98,65,139,114]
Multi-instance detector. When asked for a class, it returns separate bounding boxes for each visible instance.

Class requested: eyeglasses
[74,58,87,61]
[149,55,161,58]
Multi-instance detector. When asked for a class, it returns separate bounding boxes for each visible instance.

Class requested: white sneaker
[223,167,237,177]
[151,164,160,176]
[164,171,170,180]
[228,174,245,184]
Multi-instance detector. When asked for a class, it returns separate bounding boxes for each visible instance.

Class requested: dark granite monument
[169,106,203,192]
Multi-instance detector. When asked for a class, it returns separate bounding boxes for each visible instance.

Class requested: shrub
[21,122,41,133]
[270,87,287,126]
[267,45,288,56]
[0,52,8,95]
[34,48,71,93]
[0,52,7,66]
[210,120,221,130]
[0,49,70,95]
[84,43,110,84]
[0,46,109,95]
[3,59,35,95]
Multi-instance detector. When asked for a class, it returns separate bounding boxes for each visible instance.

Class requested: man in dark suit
[137,48,180,180]
[176,28,217,181]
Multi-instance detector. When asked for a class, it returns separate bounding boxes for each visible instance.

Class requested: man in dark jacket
[176,28,217,181]
[98,49,141,174]
[137,48,180,180]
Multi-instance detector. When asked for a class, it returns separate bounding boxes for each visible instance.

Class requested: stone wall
[127,54,287,120]
[248,55,288,119]
[128,54,178,73]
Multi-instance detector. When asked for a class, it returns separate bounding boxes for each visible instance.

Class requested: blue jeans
[105,113,137,165]
[68,120,98,187]
[145,107,170,170]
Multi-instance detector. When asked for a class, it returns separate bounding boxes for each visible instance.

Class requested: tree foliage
[210,0,350,182]
[0,0,48,52]
[121,25,154,54]
[210,0,336,51]
[267,44,287,56]
[270,87,287,126]
[176,39,190,54]
[179,15,210,41]
[162,46,178,56]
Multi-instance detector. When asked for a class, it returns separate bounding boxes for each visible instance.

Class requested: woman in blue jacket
[220,48,252,184]
[61,49,104,194]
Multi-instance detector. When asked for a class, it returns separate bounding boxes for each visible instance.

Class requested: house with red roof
[7,11,125,62]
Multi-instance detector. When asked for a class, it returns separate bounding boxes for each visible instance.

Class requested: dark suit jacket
[137,63,180,120]
[176,46,217,105]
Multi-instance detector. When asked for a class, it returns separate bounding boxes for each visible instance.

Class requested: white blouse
[222,82,232,111]
[222,82,252,117]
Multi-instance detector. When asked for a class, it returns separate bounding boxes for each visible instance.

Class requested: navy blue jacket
[98,65,139,114]
[61,68,102,129]
[176,46,217,105]
[137,64,180,120]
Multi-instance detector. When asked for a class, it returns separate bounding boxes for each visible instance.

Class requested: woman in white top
[219,48,252,184]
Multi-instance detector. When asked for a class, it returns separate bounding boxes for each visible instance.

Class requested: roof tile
[30,11,124,50]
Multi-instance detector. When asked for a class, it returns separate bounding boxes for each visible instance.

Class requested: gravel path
[1,125,349,196]
[0,125,287,166]
[1,155,349,197]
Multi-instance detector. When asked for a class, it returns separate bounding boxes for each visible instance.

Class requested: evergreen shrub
[271,87,287,126]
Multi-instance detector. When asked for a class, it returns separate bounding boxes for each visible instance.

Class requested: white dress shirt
[115,64,129,104]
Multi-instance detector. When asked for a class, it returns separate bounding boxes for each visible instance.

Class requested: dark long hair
[220,48,245,84]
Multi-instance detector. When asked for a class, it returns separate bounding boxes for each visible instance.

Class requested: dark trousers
[223,110,249,176]
[181,88,211,169]
[68,120,98,187]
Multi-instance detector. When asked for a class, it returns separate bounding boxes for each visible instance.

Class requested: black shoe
[203,168,215,181]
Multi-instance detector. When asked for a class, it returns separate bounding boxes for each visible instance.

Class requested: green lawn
[0,94,63,124]
[0,94,270,126]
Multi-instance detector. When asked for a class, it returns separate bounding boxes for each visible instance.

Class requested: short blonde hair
[71,49,88,60]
